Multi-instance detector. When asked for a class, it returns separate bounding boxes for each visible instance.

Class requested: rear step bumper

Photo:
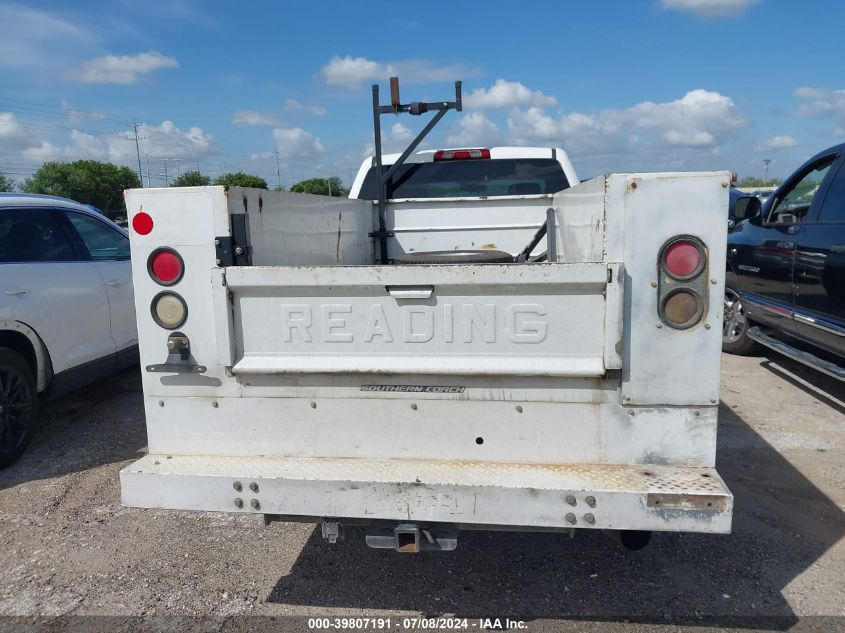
[748,327,845,381]
[121,455,732,534]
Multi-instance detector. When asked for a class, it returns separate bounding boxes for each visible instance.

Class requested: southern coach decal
[361,385,467,393]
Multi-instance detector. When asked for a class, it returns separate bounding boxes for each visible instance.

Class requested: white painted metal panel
[552,177,606,263]
[385,196,555,259]
[144,396,718,466]
[227,263,615,377]
[612,172,730,406]
[229,188,373,266]
[121,454,732,533]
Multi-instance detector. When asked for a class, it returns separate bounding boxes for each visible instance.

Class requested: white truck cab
[120,160,733,552]
[349,147,578,260]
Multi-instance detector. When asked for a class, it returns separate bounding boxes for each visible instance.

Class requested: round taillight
[151,292,188,329]
[661,289,704,329]
[147,248,184,286]
[132,211,154,235]
[662,239,704,279]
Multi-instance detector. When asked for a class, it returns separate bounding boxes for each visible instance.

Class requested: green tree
[290,176,348,197]
[0,172,15,192]
[213,172,268,189]
[736,177,781,188]
[171,170,211,187]
[22,160,140,212]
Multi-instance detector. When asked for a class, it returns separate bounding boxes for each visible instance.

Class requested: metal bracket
[516,208,557,262]
[371,76,462,264]
[321,520,343,544]
[214,214,252,267]
[145,332,207,374]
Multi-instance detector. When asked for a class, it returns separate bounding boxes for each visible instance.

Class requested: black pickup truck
[724,142,845,381]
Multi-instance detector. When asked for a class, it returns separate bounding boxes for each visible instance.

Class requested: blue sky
[1,0,844,187]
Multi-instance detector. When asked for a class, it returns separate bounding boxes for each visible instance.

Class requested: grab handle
[386,285,434,300]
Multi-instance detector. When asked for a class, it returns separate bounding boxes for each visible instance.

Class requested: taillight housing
[434,148,490,161]
[151,291,188,329]
[147,248,184,286]
[658,236,708,330]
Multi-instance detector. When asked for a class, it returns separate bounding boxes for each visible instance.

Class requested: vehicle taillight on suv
[658,236,708,330]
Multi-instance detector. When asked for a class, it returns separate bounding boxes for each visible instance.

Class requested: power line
[0,96,132,125]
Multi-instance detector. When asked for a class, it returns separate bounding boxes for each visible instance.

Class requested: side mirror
[733,196,762,222]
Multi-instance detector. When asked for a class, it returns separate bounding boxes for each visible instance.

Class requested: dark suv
[724,143,845,380]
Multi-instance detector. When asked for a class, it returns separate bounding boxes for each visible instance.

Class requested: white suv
[0,194,137,467]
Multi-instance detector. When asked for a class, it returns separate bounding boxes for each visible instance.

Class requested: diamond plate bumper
[121,455,733,533]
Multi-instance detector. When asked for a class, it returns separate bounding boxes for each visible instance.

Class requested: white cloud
[464,79,557,109]
[794,87,845,134]
[756,135,798,151]
[0,3,94,70]
[272,127,325,159]
[508,89,743,153]
[0,112,37,150]
[24,130,106,162]
[61,101,107,122]
[360,121,426,157]
[66,50,179,85]
[285,99,327,116]
[231,110,280,126]
[660,0,759,18]
[320,55,478,91]
[446,112,502,146]
[22,120,216,165]
[390,123,413,143]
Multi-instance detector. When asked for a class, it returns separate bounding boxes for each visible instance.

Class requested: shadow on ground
[268,377,844,627]
[0,366,146,490]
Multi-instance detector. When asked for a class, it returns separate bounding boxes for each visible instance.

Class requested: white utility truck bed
[122,170,732,552]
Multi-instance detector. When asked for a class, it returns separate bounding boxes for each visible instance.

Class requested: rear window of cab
[358,158,569,200]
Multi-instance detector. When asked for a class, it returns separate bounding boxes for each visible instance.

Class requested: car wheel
[722,287,757,355]
[0,347,38,469]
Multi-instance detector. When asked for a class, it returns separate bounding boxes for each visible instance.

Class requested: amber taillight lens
[151,292,187,329]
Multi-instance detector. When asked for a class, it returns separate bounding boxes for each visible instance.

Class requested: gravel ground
[0,352,842,632]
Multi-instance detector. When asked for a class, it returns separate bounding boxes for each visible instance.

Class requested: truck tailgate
[225,263,622,377]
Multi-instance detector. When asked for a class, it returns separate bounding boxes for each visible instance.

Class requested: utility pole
[163,159,169,186]
[274,149,282,189]
[145,154,151,185]
[174,158,181,179]
[327,177,332,197]
[133,119,144,186]
[763,159,772,183]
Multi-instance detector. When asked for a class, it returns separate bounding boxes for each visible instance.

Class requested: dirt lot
[0,351,842,632]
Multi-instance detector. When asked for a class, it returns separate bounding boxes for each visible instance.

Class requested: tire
[722,287,758,355]
[0,347,38,469]
[394,250,514,265]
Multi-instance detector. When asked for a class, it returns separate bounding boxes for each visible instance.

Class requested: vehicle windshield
[357,158,569,200]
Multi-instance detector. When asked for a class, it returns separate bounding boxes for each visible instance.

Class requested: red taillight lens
[147,248,184,286]
[132,211,153,235]
[434,148,491,161]
[662,240,703,279]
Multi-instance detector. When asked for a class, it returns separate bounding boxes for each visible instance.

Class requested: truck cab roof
[350,146,579,200]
